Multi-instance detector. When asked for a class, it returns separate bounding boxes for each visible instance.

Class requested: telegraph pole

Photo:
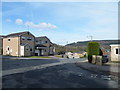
[87,35,93,41]
[66,41,68,53]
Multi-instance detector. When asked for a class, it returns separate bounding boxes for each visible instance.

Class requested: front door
[20,46,24,56]
[6,46,10,55]
[39,49,42,56]
[40,49,44,56]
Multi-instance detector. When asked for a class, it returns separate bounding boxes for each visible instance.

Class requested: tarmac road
[2,58,119,88]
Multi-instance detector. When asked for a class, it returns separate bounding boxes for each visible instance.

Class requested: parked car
[65,52,80,59]
[102,55,108,63]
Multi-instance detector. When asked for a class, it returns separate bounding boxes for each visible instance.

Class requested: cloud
[24,21,57,30]
[6,19,12,22]
[15,18,23,25]
[15,18,57,30]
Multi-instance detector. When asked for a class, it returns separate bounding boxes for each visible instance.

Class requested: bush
[0,48,3,55]
[58,51,65,55]
[87,42,100,63]
[99,49,103,56]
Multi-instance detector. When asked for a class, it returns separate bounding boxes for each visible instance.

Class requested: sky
[1,1,118,45]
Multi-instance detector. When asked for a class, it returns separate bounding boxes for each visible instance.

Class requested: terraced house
[2,31,55,56]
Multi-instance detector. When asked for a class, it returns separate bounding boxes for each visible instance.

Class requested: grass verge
[27,56,51,58]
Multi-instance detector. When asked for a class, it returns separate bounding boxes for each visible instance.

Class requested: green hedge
[0,48,3,55]
[87,42,100,63]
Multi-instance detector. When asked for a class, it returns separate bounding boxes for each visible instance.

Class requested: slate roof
[0,35,6,38]
[6,31,30,37]
[35,36,53,44]
[35,36,49,40]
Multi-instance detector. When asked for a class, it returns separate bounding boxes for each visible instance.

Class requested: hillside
[66,40,119,47]
[53,40,119,54]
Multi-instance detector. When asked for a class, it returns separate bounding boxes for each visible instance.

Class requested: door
[6,46,10,55]
[20,46,24,56]
[40,49,44,56]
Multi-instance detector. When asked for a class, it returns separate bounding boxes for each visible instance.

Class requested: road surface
[1,58,119,88]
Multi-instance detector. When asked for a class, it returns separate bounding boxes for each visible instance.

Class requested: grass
[54,55,62,58]
[27,56,51,58]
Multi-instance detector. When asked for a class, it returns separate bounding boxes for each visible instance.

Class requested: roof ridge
[6,31,29,37]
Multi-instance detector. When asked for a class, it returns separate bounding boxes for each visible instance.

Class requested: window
[116,49,118,54]
[21,37,26,40]
[30,48,32,51]
[8,47,10,50]
[27,37,32,41]
[115,48,120,55]
[44,49,46,52]
[26,46,29,50]
[45,41,48,43]
[8,39,10,41]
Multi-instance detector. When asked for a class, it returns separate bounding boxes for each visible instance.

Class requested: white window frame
[114,48,120,55]
[6,46,10,51]
[21,37,26,40]
[27,37,32,41]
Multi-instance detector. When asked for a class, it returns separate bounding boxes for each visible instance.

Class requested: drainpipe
[18,36,20,57]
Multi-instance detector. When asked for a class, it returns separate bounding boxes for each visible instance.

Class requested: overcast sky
[1,1,118,45]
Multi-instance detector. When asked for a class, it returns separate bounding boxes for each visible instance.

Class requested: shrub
[0,48,3,55]
[87,42,100,63]
[58,51,65,55]
[99,49,103,56]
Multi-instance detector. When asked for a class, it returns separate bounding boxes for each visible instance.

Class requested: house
[2,31,55,56]
[110,44,120,61]
[35,36,55,56]
[3,31,35,56]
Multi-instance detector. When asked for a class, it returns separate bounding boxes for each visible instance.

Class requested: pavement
[75,60,120,80]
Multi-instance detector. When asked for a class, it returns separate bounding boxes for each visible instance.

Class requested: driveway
[1,58,119,88]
